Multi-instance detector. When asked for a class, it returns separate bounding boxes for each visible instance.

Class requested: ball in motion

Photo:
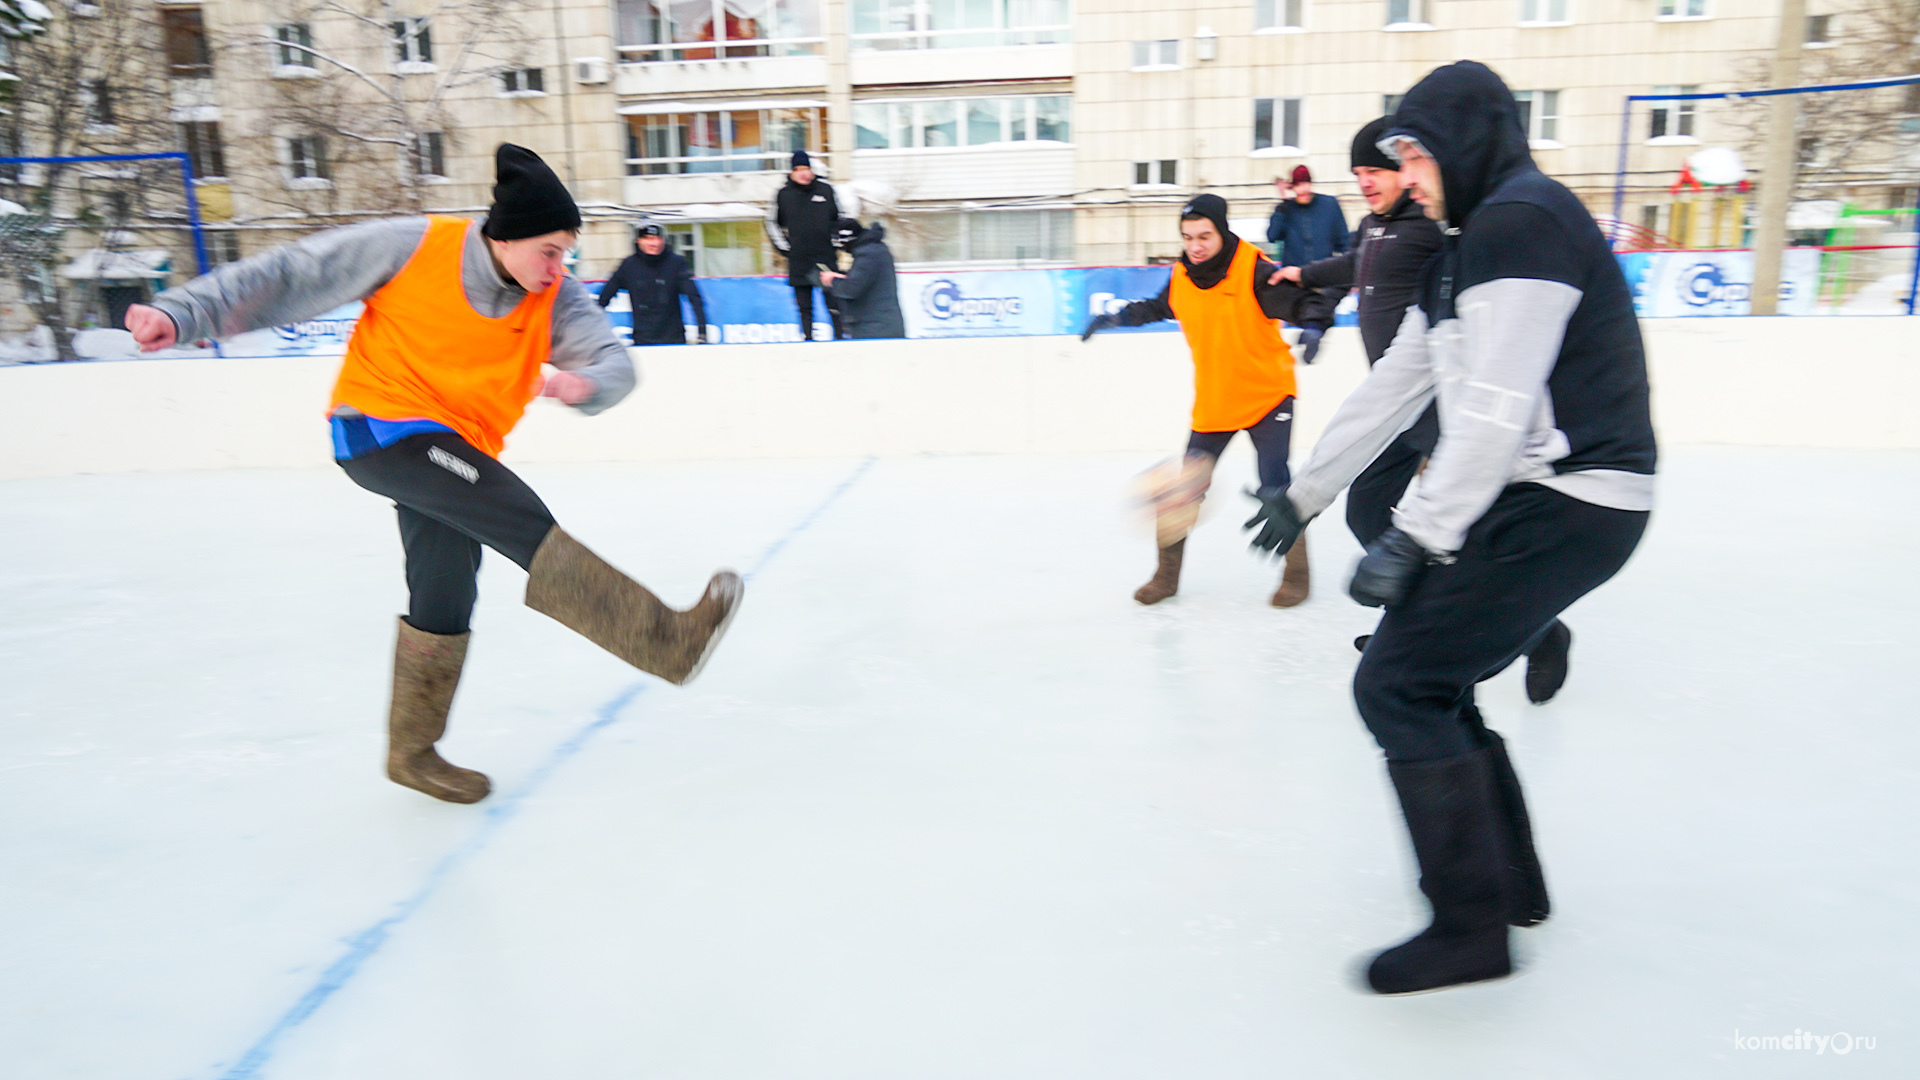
[1133,451,1215,547]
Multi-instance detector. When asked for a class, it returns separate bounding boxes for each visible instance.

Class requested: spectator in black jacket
[818,218,904,339]
[764,151,844,341]
[1243,61,1656,997]
[596,223,709,345]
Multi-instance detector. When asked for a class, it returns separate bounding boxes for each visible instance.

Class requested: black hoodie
[1298,189,1442,364]
[1286,61,1656,555]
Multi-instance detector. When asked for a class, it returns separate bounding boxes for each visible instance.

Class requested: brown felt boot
[1271,534,1310,607]
[524,527,744,685]
[388,618,491,804]
[1134,538,1186,605]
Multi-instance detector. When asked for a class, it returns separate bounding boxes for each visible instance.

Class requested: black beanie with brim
[1351,116,1399,172]
[482,144,581,241]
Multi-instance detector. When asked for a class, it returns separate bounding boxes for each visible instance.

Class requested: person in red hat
[122,144,744,805]
[1266,163,1351,270]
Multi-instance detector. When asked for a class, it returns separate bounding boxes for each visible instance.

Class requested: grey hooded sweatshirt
[149,216,635,415]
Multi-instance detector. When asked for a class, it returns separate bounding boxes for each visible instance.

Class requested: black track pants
[338,432,558,635]
[792,283,845,341]
[1187,396,1295,494]
[1354,483,1648,763]
[1346,403,1440,549]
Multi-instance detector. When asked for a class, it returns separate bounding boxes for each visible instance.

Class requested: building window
[626,106,824,174]
[1254,97,1303,152]
[1648,86,1697,141]
[179,121,226,179]
[852,95,1070,150]
[1513,90,1559,143]
[1256,0,1305,30]
[500,67,545,94]
[203,229,242,265]
[414,131,445,177]
[1383,93,1404,114]
[390,17,432,66]
[86,80,115,126]
[850,0,1069,52]
[1806,13,1832,44]
[892,209,1073,264]
[617,0,824,60]
[1134,159,1176,185]
[286,135,330,182]
[161,7,212,78]
[1131,39,1178,69]
[1519,0,1568,24]
[274,23,314,68]
[1657,0,1706,17]
[1385,0,1427,26]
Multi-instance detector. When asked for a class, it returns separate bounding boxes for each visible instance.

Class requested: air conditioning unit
[574,57,610,85]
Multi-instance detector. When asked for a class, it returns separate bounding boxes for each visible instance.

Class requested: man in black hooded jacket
[1284,118,1575,702]
[597,223,709,345]
[818,217,904,339]
[1243,62,1656,995]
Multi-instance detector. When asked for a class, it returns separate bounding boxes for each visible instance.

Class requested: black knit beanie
[830,217,863,249]
[482,144,581,241]
[791,150,811,170]
[1178,193,1240,289]
[1180,193,1233,241]
[1351,116,1399,172]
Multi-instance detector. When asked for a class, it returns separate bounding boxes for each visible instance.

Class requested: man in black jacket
[1287,117,1574,700]
[764,151,844,341]
[596,223,709,345]
[818,218,904,339]
[1243,62,1656,995]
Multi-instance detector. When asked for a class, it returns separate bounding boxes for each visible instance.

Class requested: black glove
[1081,313,1119,341]
[1297,325,1325,364]
[1349,526,1443,608]
[1242,487,1308,556]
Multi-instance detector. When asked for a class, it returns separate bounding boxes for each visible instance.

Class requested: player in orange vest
[123,145,743,805]
[1082,194,1336,607]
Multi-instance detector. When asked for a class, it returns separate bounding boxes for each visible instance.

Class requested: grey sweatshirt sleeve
[547,276,637,415]
[1287,306,1438,519]
[1391,278,1581,553]
[148,217,429,343]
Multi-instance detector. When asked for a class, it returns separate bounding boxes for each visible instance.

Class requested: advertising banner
[1623,249,1822,317]
[897,269,1070,339]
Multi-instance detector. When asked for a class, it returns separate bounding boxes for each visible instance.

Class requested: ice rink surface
[3,443,1916,1079]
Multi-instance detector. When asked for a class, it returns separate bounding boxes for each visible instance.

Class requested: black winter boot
[1478,726,1550,926]
[1524,619,1572,704]
[1365,748,1514,995]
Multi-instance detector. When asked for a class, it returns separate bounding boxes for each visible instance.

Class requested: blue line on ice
[212,456,877,1080]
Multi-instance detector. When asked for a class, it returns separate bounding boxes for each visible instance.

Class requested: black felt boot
[1365,748,1514,995]
[1524,619,1572,704]
[1476,724,1550,926]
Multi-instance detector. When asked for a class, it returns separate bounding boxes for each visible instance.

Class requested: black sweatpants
[791,283,844,341]
[1346,402,1440,549]
[338,431,558,636]
[1187,396,1295,495]
[1354,483,1648,763]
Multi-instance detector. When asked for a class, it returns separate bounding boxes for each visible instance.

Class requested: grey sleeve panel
[764,192,789,253]
[149,217,428,343]
[547,276,637,415]
[1394,277,1583,553]
[1288,306,1438,519]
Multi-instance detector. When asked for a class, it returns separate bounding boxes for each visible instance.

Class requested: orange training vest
[1169,239,1297,433]
[329,215,558,457]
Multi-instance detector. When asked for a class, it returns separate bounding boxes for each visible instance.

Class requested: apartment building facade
[7,0,1901,326]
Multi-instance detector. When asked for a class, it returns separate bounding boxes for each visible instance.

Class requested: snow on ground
[1,444,1915,1079]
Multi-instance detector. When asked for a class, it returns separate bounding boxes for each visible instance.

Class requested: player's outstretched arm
[1083,287,1174,341]
[547,276,636,414]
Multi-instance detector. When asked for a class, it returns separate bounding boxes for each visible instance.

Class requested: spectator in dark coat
[817,218,904,340]
[596,222,709,345]
[1267,164,1352,268]
[764,151,844,340]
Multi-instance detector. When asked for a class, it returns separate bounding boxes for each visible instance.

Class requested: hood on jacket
[846,221,886,249]
[1383,61,1534,227]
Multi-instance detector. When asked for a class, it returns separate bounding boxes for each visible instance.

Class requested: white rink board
[2,316,1917,480]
